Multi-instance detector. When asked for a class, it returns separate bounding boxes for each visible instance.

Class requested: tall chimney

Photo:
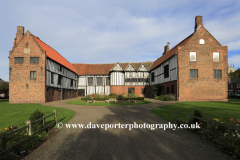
[15,26,24,45]
[194,16,203,32]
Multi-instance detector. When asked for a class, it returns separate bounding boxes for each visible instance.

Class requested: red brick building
[9,16,228,103]
[149,16,228,101]
[9,27,78,103]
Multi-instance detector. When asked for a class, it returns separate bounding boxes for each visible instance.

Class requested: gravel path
[25,98,233,160]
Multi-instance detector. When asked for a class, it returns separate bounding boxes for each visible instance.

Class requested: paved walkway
[25,98,233,160]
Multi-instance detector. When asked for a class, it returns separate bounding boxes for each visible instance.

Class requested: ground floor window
[128,88,135,94]
[171,85,174,94]
[141,88,146,94]
[167,87,169,94]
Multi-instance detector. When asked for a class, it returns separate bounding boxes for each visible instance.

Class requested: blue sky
[0,0,240,81]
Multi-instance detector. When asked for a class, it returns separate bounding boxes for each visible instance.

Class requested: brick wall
[110,86,147,97]
[9,27,46,103]
[178,26,228,101]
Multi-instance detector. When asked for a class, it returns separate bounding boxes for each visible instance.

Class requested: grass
[0,100,75,130]
[67,100,152,106]
[151,99,240,125]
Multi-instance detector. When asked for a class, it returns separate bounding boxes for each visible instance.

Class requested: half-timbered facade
[72,62,152,97]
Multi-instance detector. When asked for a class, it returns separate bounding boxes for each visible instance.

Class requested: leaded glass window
[15,57,24,63]
[30,57,39,64]
[190,69,198,79]
[214,70,222,79]
[30,71,36,79]
[88,77,94,86]
[106,77,110,86]
[97,77,103,86]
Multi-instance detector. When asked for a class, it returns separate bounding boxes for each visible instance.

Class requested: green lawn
[0,100,75,130]
[67,100,152,106]
[151,99,240,125]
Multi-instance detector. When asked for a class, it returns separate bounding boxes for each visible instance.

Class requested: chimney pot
[195,16,203,32]
[163,43,170,55]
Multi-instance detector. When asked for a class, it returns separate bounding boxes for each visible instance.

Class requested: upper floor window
[97,77,103,86]
[164,65,169,78]
[15,57,24,64]
[106,77,110,86]
[70,79,73,87]
[213,70,222,79]
[88,77,94,86]
[58,75,62,85]
[30,57,39,64]
[151,72,154,82]
[199,39,205,44]
[59,66,62,72]
[190,69,198,79]
[213,52,220,61]
[51,72,54,84]
[30,71,36,79]
[190,52,196,61]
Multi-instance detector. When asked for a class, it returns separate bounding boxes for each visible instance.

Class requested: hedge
[116,97,144,100]
[81,97,109,101]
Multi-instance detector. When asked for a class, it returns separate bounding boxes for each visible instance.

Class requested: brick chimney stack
[14,26,24,47]
[195,16,203,32]
[163,42,170,55]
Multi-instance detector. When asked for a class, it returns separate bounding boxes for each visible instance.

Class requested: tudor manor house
[9,16,228,103]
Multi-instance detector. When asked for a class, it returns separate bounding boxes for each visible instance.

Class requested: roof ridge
[32,34,75,69]
[150,32,194,70]
[32,34,77,73]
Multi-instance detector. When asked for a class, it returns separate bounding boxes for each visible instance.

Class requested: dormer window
[199,39,205,44]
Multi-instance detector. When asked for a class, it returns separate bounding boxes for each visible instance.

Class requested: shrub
[155,94,174,101]
[108,93,118,98]
[117,95,125,100]
[154,84,162,96]
[29,109,45,133]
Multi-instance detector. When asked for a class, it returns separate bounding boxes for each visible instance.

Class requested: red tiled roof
[150,33,194,70]
[32,35,77,74]
[72,62,153,75]
[72,63,115,75]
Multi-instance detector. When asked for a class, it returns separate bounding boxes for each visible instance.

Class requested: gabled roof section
[110,62,124,71]
[72,63,115,75]
[150,33,194,71]
[32,34,77,74]
[138,63,148,71]
[125,63,137,71]
[202,26,222,46]
[72,61,153,75]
